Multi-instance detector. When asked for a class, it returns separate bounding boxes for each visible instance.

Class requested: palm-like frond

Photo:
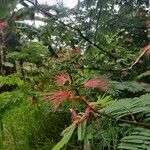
[137,70,150,85]
[119,127,150,150]
[102,94,150,119]
[100,94,150,149]
[107,81,146,97]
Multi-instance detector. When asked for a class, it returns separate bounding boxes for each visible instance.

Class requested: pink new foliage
[70,107,95,124]
[70,108,78,121]
[44,90,73,108]
[140,45,150,54]
[0,21,8,30]
[54,73,71,86]
[84,79,109,90]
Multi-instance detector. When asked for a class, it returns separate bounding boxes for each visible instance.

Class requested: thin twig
[122,45,150,71]
[94,0,103,41]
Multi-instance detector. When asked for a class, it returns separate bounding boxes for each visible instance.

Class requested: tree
[0,0,150,149]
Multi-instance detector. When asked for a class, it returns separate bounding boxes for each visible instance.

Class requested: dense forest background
[0,0,150,149]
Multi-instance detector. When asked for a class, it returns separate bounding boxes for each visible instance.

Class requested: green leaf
[52,123,76,150]
[96,96,114,107]
[2,62,14,67]
[102,94,150,119]
[83,131,92,150]
[118,128,150,150]
[78,120,87,141]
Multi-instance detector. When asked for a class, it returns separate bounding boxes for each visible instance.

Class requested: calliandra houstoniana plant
[83,79,109,90]
[54,73,72,86]
[43,73,111,150]
[43,72,109,112]
[70,106,96,125]
[43,90,74,108]
[43,90,96,124]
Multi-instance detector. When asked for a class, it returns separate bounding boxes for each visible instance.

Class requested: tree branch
[122,45,150,71]
[81,97,150,129]
[25,0,127,67]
